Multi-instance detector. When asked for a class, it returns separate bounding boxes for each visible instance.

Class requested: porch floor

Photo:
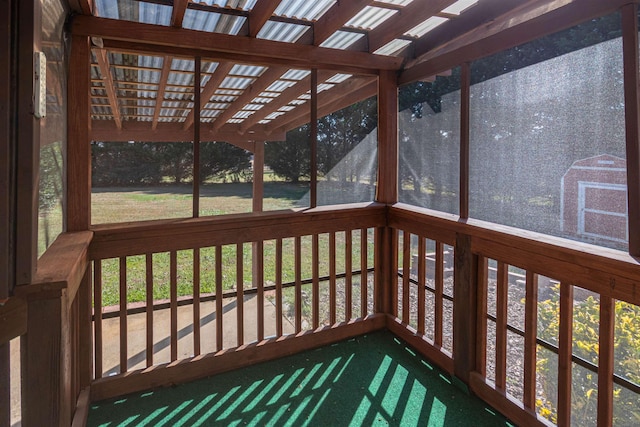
[87,331,513,427]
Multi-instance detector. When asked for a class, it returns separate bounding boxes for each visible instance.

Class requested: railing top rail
[90,202,386,260]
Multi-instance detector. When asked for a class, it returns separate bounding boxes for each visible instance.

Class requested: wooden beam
[368,0,457,53]
[95,49,122,129]
[376,70,398,204]
[460,62,470,219]
[310,69,318,208]
[0,0,11,297]
[267,76,377,134]
[400,0,633,84]
[313,0,374,46]
[193,56,201,218]
[453,233,477,385]
[183,61,233,130]
[152,55,172,130]
[71,15,403,73]
[211,67,284,132]
[67,0,92,15]
[90,120,284,146]
[249,0,279,38]
[68,36,92,232]
[597,295,615,427]
[622,3,640,256]
[0,297,27,343]
[239,70,333,134]
[171,0,189,28]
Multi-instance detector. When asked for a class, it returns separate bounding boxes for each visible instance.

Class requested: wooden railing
[389,203,640,427]
[88,203,387,401]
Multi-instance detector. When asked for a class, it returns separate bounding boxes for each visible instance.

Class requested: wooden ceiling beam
[249,0,280,38]
[71,15,402,73]
[94,49,122,129]
[238,70,334,134]
[313,0,374,46]
[183,62,234,130]
[171,0,190,28]
[367,0,457,53]
[211,67,285,132]
[400,0,633,85]
[275,80,378,135]
[152,55,173,130]
[91,120,285,145]
[266,75,377,134]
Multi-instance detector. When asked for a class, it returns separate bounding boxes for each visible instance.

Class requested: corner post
[375,70,398,314]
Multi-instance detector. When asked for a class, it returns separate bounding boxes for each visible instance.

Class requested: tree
[265,125,311,182]
[199,142,251,183]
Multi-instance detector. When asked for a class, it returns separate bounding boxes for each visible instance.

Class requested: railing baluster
[93,260,103,379]
[435,241,444,347]
[402,232,410,324]
[597,295,615,427]
[236,243,244,346]
[345,230,353,322]
[119,257,128,373]
[330,232,336,325]
[417,236,426,335]
[390,229,399,318]
[558,282,574,426]
[476,256,488,377]
[495,261,508,392]
[170,251,178,362]
[276,239,283,337]
[295,236,302,333]
[215,245,223,351]
[145,254,154,367]
[193,249,200,356]
[360,228,367,318]
[524,271,538,410]
[312,234,319,329]
[256,241,264,341]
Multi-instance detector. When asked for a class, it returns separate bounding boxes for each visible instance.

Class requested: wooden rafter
[266,75,377,134]
[313,0,374,46]
[91,120,284,145]
[171,0,190,28]
[94,49,122,129]
[152,55,173,130]
[71,16,402,73]
[399,0,632,84]
[249,0,280,38]
[238,70,334,134]
[367,0,457,53]
[68,0,93,15]
[211,67,285,132]
[183,62,234,130]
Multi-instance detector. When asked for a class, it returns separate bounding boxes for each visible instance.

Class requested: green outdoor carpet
[88,331,514,426]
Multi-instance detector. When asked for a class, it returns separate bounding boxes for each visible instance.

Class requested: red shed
[561,154,628,245]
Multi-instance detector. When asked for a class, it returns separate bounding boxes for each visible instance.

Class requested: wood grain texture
[459,62,470,218]
[495,261,508,391]
[345,230,353,321]
[402,232,410,324]
[375,71,398,204]
[622,3,640,256]
[417,236,426,335]
[171,0,189,28]
[248,0,279,38]
[330,232,337,324]
[71,16,402,72]
[295,236,302,333]
[435,241,444,347]
[0,297,27,344]
[94,49,122,129]
[90,315,386,402]
[360,228,368,318]
[215,246,223,351]
[119,257,128,372]
[67,35,92,232]
[193,249,201,356]
[453,233,477,384]
[524,271,538,410]
[557,282,573,427]
[476,256,488,377]
[312,234,319,329]
[313,0,373,45]
[236,244,244,346]
[597,295,615,427]
[275,238,283,337]
[93,260,103,378]
[145,254,154,367]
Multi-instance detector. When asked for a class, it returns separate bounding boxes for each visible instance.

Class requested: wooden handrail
[90,203,386,260]
[389,203,640,307]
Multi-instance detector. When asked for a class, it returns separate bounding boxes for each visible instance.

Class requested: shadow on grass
[88,331,513,427]
[92,182,310,202]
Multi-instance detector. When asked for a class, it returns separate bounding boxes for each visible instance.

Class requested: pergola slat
[151,55,172,130]
[313,0,374,46]
[171,0,189,28]
[183,62,234,130]
[249,0,280,38]
[95,49,122,129]
[367,0,457,53]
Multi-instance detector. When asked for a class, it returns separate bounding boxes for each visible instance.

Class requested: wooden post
[193,56,201,218]
[557,282,573,427]
[67,35,91,232]
[310,69,318,208]
[0,0,12,298]
[15,0,40,285]
[597,295,615,427]
[622,3,640,256]
[374,70,398,315]
[459,63,470,219]
[453,233,477,384]
[253,142,264,212]
[252,141,265,338]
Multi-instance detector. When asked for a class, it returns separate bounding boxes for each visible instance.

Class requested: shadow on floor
[88,331,514,427]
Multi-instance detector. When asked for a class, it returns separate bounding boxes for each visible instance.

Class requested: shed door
[577,182,627,243]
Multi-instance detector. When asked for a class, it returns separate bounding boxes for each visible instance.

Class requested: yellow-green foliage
[537,286,640,424]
